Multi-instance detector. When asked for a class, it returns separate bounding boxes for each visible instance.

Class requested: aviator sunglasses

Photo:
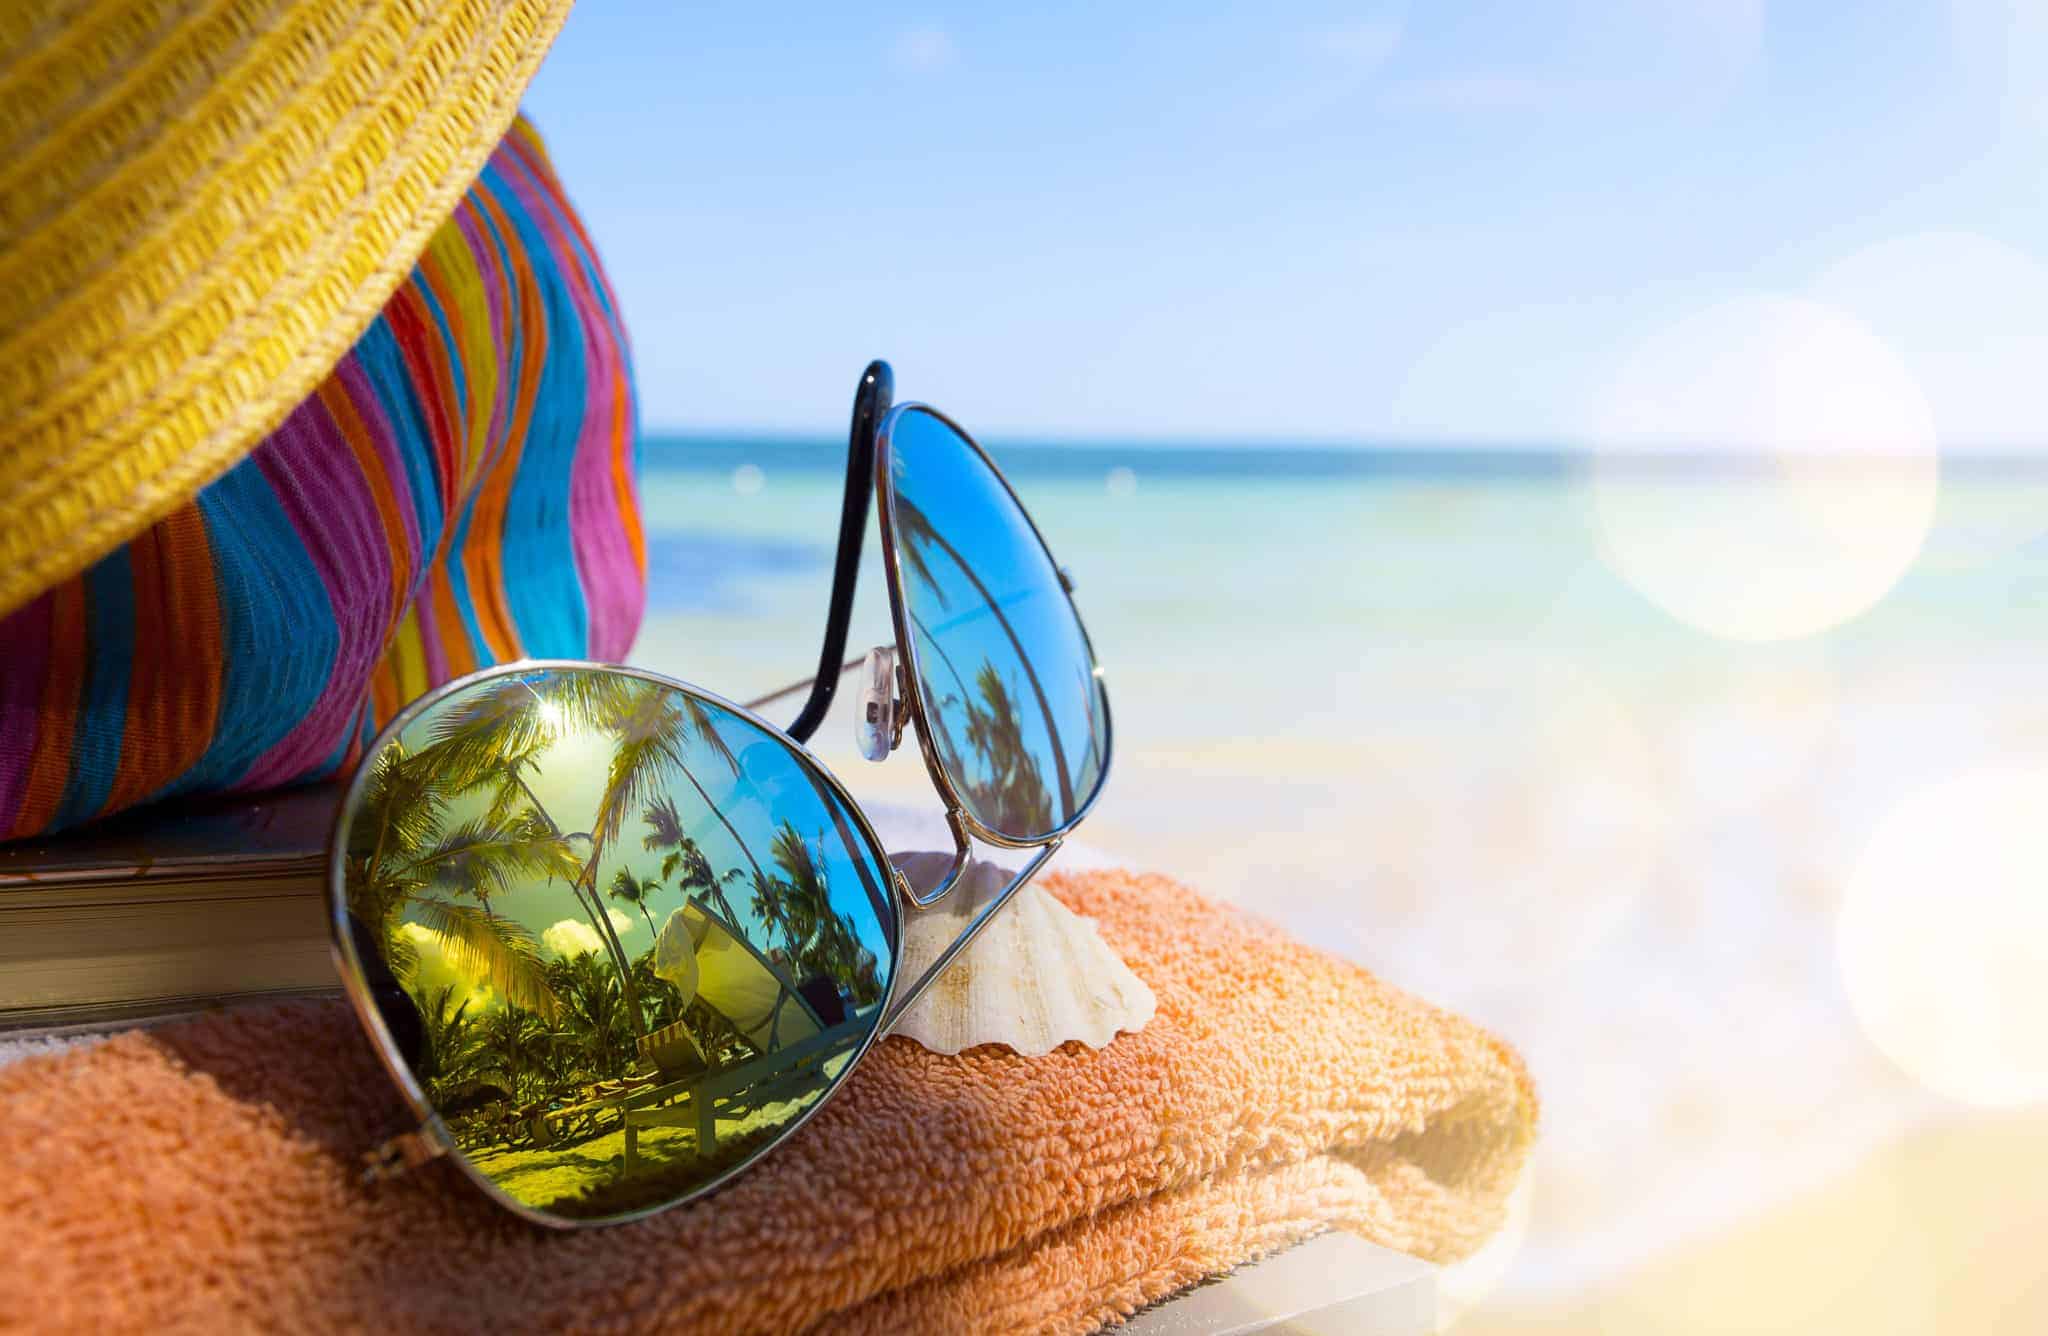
[330,362,1111,1226]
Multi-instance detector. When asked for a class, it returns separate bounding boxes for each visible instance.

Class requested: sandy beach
[1453,1108,2048,1332]
[631,447,2048,1322]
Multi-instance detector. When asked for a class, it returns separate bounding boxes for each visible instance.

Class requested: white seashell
[888,851,1156,1056]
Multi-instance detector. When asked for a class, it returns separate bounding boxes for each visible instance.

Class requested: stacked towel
[0,871,1535,1333]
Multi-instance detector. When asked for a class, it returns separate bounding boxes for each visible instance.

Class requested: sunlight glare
[1523,680,1671,953]
[1438,1169,1533,1328]
[1672,650,1836,815]
[1584,295,1937,642]
[1444,670,1670,979]
[1837,765,2048,1107]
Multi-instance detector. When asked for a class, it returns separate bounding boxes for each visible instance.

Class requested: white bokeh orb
[1584,295,1938,642]
[1837,765,2048,1108]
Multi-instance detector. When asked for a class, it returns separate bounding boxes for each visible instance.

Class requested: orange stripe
[386,285,464,510]
[101,508,225,814]
[155,506,224,775]
[459,179,543,663]
[409,253,475,497]
[501,124,642,580]
[426,569,478,680]
[609,359,645,572]
[385,274,477,678]
[321,373,422,750]
[368,658,401,729]
[15,580,87,834]
[101,530,168,813]
[318,378,413,632]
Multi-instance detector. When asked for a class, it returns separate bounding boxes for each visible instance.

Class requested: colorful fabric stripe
[0,117,642,841]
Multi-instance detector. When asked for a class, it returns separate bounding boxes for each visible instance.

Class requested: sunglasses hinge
[362,1127,447,1183]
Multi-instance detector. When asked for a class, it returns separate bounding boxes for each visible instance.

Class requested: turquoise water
[626,437,2048,1297]
[632,438,2048,718]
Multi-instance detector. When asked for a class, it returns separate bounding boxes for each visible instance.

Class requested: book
[1120,1232,1435,1334]
[0,785,340,1031]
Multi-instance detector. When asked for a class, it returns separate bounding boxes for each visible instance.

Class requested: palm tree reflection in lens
[895,490,1098,838]
[899,496,1067,791]
[341,667,894,1221]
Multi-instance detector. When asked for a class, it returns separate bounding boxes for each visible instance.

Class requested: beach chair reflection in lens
[613,900,872,1173]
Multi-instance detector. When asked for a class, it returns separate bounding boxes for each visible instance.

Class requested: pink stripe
[333,356,426,596]
[0,593,54,834]
[495,146,642,661]
[415,587,449,683]
[571,330,640,661]
[236,403,398,791]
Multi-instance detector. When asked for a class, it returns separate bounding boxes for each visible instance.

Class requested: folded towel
[0,871,1535,1333]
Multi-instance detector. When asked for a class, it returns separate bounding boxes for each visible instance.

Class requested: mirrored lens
[331,666,898,1223]
[886,407,1109,840]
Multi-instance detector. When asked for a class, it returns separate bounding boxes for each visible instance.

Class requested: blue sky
[526,2,2048,446]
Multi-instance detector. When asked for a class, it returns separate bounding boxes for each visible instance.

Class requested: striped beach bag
[0,118,644,841]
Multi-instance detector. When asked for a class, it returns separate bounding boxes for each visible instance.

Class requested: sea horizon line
[640,432,2048,479]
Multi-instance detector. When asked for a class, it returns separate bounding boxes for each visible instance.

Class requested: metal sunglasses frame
[780,361,1113,859]
[328,360,1112,1227]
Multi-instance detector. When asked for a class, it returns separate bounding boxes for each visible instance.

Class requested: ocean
[626,434,2048,1305]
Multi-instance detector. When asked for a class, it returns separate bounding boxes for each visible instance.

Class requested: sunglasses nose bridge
[891,845,968,907]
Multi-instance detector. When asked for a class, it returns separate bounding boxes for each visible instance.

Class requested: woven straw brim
[0,0,573,618]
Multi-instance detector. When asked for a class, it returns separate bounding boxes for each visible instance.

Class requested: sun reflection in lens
[1837,765,2048,1108]
[340,667,898,1221]
[397,922,498,1011]
[1584,296,1938,643]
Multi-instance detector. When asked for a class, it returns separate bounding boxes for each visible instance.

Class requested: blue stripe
[308,702,361,782]
[354,316,446,585]
[174,461,341,793]
[50,555,137,826]
[481,162,590,658]
[498,143,644,561]
[410,272,492,661]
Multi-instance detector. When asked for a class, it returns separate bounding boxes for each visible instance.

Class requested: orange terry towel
[0,871,1536,1334]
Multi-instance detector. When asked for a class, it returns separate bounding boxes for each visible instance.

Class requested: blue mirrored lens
[887,407,1109,840]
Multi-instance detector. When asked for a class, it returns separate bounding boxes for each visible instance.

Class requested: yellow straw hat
[0,0,572,618]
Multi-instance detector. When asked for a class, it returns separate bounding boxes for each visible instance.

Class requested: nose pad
[855,644,903,762]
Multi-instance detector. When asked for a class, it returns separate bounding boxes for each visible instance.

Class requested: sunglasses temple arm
[785,360,894,744]
[877,840,1063,1037]
[744,654,866,716]
[362,1124,449,1183]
